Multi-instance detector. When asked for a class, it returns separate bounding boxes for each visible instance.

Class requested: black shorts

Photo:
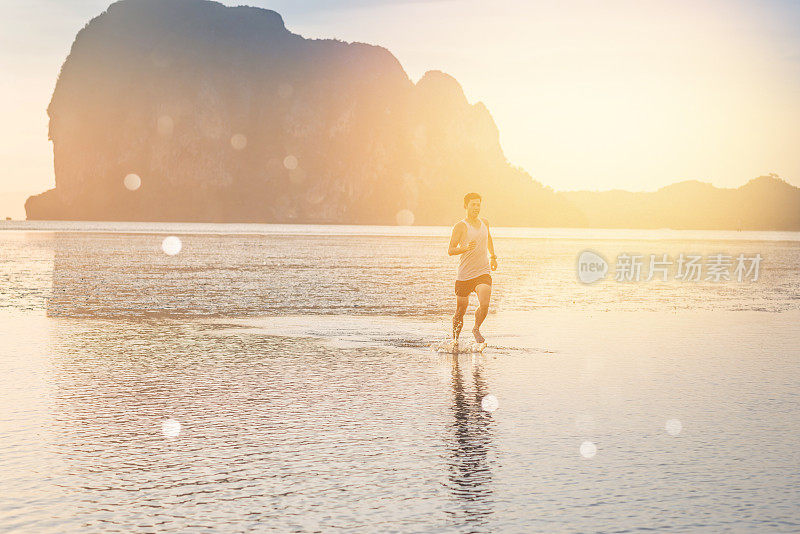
[454,274,492,297]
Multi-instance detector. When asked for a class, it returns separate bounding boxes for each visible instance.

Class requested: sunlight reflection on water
[0,225,798,532]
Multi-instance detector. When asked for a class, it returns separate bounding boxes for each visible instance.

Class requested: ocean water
[1,221,799,532]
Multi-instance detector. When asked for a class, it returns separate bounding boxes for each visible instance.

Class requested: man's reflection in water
[445,354,495,529]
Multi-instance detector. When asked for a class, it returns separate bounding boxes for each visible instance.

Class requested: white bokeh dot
[283,155,298,170]
[231,133,247,150]
[666,419,682,436]
[124,173,141,191]
[480,394,499,412]
[580,441,597,458]
[396,209,415,226]
[161,236,182,255]
[161,418,181,438]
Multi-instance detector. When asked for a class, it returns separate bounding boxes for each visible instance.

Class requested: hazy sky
[2,0,799,204]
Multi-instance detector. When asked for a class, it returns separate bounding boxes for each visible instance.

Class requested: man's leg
[453,295,469,340]
[472,283,491,343]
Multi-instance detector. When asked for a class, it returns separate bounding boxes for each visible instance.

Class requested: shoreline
[2,219,800,242]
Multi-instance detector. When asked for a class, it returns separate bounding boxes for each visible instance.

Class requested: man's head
[463,192,482,218]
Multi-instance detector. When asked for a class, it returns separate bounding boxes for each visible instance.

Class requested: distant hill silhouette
[560,174,800,230]
[24,0,800,229]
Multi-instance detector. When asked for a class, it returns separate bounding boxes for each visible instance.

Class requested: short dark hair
[463,192,481,208]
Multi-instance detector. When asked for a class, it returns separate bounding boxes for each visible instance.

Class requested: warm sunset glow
[269,0,800,192]
[3,0,800,223]
[2,3,798,532]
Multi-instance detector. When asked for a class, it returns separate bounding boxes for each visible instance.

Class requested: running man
[448,192,498,343]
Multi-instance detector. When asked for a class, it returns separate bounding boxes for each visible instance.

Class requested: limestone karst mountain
[24,0,577,226]
[23,0,800,229]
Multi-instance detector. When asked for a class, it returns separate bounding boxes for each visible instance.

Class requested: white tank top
[456,218,491,281]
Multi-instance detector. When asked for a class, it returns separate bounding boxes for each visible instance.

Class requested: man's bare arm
[448,222,473,255]
[484,218,498,269]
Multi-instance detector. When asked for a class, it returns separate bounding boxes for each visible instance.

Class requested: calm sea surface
[1,221,799,532]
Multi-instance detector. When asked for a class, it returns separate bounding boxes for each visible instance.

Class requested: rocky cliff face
[24,0,800,230]
[25,0,577,226]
